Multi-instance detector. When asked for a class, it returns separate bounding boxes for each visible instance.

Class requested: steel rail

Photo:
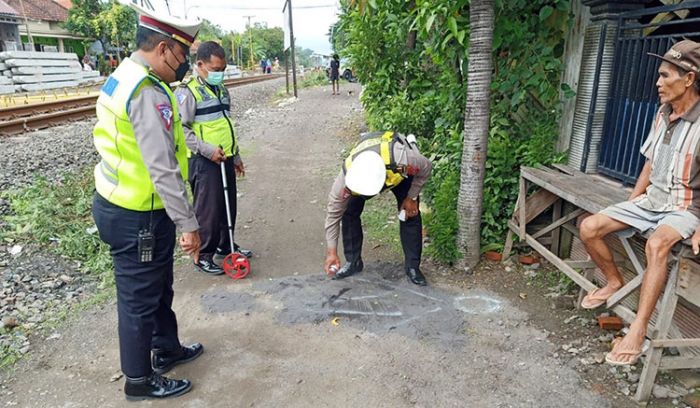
[0,74,283,136]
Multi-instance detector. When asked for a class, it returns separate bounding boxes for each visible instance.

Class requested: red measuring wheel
[222,253,250,280]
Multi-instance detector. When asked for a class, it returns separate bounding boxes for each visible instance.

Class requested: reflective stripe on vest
[185,78,236,157]
[93,57,188,211]
[343,131,405,190]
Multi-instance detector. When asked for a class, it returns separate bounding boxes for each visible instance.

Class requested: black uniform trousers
[92,193,181,378]
[188,155,237,258]
[342,176,422,269]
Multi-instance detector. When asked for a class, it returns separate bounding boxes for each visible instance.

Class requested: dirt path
[0,82,626,407]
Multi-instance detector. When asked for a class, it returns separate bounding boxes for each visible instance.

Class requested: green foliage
[64,0,102,40]
[64,0,136,53]
[96,0,137,49]
[299,70,329,88]
[198,20,225,42]
[0,170,116,368]
[227,23,284,68]
[295,46,317,68]
[424,167,461,263]
[1,169,113,285]
[336,0,571,262]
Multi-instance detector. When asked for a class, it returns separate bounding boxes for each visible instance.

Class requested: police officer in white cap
[324,131,432,285]
[91,0,204,400]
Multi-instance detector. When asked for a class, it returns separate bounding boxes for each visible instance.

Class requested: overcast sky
[172,0,340,55]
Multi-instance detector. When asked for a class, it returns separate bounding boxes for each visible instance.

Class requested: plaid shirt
[636,100,700,216]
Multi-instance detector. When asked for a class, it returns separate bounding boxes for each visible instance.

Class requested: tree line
[64,0,318,71]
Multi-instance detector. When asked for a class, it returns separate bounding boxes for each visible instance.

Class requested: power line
[194,4,336,10]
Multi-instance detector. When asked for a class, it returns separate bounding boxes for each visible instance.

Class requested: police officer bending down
[91,0,203,401]
[175,41,252,275]
[324,131,432,285]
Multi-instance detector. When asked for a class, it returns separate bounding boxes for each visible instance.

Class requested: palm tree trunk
[457,0,495,269]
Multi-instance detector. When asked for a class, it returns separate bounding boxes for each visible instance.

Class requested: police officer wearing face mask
[175,41,252,275]
[91,0,204,401]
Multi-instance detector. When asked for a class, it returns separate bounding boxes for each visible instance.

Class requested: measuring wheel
[223,253,250,280]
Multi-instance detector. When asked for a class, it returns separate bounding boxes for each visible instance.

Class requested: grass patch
[362,194,403,256]
[1,168,113,285]
[299,70,330,88]
[273,70,331,100]
[526,264,578,294]
[0,168,114,368]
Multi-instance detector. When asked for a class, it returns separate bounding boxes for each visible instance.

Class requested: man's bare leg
[608,225,681,363]
[579,213,632,298]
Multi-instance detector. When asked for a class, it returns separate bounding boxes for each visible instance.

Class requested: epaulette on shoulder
[177,75,196,87]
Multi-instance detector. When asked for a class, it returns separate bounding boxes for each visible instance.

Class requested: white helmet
[345,151,386,196]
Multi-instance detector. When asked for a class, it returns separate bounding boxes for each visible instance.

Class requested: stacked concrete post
[0,50,103,94]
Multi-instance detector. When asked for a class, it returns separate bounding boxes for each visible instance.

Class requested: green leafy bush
[334,0,571,262]
[299,70,330,88]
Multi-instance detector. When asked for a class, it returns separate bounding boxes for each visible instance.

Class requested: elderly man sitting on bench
[579,40,700,366]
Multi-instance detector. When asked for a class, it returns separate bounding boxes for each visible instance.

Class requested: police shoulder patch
[102,77,119,97]
[156,103,173,131]
[176,92,186,105]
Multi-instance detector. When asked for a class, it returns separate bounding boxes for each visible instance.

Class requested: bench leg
[576,268,594,309]
[503,187,522,263]
[551,199,562,257]
[502,230,514,263]
[634,261,680,402]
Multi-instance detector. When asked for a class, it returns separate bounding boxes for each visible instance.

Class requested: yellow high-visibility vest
[184,77,236,157]
[93,57,187,211]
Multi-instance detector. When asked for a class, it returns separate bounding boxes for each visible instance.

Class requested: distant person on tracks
[175,40,252,275]
[91,0,204,401]
[330,54,340,95]
[323,131,432,286]
[260,58,267,74]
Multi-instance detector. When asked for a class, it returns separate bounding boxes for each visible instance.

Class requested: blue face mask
[206,71,225,85]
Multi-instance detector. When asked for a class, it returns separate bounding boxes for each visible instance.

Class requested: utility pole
[284,0,297,97]
[18,0,33,49]
[231,33,240,65]
[243,15,255,71]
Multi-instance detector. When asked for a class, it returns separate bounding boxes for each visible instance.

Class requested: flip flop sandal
[605,348,643,366]
[581,288,611,309]
[611,337,650,353]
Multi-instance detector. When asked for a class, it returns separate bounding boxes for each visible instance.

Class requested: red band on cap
[140,15,194,44]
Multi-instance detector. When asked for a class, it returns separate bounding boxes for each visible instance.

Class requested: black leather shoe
[216,244,253,258]
[234,244,253,258]
[334,259,364,279]
[152,343,204,375]
[195,259,224,275]
[406,268,427,286]
[124,372,192,401]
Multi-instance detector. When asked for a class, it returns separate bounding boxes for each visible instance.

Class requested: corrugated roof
[6,0,68,22]
[0,0,18,16]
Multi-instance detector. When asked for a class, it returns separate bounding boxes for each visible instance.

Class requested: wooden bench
[504,164,700,403]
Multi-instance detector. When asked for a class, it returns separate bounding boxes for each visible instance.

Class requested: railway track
[0,74,283,136]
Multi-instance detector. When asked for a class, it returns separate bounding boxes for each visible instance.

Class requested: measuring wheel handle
[223,253,251,280]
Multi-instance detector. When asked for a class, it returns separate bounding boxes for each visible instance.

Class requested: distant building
[310,53,330,68]
[6,0,88,56]
[0,0,20,51]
